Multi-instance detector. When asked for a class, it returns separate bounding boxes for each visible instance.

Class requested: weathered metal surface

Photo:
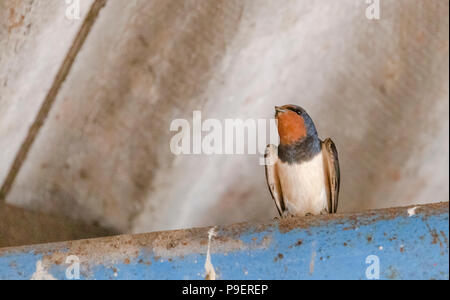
[0,202,448,280]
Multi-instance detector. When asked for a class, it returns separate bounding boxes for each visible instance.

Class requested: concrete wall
[0,0,95,191]
[1,0,448,238]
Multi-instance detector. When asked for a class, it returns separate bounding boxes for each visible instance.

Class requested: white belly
[276,152,328,216]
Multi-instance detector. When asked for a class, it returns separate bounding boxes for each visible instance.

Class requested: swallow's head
[275,104,318,145]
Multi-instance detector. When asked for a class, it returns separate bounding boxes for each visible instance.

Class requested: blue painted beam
[0,202,448,280]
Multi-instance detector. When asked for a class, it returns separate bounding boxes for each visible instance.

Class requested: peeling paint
[408,207,418,216]
[0,202,447,280]
[30,261,56,280]
[204,227,216,280]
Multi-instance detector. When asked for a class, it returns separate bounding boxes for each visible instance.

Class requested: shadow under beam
[0,202,117,248]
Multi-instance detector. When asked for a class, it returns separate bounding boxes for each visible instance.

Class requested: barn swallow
[265,105,340,217]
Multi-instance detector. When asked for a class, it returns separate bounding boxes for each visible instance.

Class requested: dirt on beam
[0,202,448,279]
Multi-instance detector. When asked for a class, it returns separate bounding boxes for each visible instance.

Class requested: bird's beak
[275,106,286,116]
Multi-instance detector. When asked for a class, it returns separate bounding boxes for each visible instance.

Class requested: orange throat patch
[277,110,307,145]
